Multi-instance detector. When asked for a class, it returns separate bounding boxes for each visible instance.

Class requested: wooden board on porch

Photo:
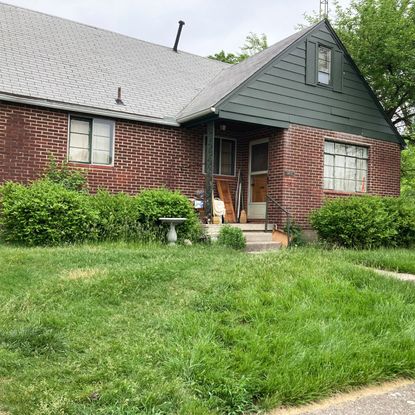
[216,180,236,223]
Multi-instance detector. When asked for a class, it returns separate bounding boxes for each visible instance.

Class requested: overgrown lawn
[1,245,415,414]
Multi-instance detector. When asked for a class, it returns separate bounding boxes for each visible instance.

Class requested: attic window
[318,46,332,84]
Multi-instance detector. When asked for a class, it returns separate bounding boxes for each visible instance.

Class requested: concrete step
[244,231,273,242]
[246,241,282,252]
[204,223,273,235]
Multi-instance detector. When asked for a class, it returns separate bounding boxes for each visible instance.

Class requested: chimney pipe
[173,20,185,52]
[115,86,124,105]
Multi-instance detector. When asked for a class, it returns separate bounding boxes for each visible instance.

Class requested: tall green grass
[0,245,415,414]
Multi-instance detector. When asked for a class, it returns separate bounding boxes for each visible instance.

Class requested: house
[0,3,403,232]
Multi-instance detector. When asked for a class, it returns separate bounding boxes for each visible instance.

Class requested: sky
[3,0,351,56]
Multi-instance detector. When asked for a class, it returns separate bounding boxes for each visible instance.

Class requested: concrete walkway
[271,380,415,415]
[369,268,415,282]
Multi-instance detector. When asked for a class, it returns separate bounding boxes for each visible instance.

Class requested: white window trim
[67,114,115,166]
[323,139,369,193]
[202,135,237,177]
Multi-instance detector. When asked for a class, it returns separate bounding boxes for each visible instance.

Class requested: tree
[208,32,268,64]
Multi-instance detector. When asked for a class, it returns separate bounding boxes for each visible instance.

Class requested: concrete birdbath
[159,218,187,245]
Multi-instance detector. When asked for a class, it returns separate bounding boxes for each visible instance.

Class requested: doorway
[248,138,269,220]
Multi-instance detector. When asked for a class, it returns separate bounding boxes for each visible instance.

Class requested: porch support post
[205,120,215,221]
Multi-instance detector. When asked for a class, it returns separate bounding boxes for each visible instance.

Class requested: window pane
[335,143,346,155]
[93,135,111,152]
[335,166,345,179]
[324,164,334,178]
[93,120,112,137]
[318,71,330,84]
[92,150,110,165]
[345,168,355,180]
[346,157,356,168]
[251,142,268,172]
[70,133,89,149]
[71,119,90,134]
[325,141,335,153]
[69,148,89,163]
[345,180,356,192]
[220,139,235,176]
[324,154,334,166]
[324,178,334,189]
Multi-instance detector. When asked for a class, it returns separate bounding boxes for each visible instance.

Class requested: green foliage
[207,50,243,64]
[284,220,306,246]
[401,140,415,196]
[217,225,246,250]
[310,196,415,248]
[43,155,87,192]
[208,32,268,64]
[0,181,203,246]
[0,180,97,246]
[90,190,145,242]
[135,188,203,242]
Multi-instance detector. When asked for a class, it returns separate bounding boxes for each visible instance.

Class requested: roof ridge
[0,1,228,66]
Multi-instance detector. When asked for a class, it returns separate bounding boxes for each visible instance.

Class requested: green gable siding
[218,23,399,144]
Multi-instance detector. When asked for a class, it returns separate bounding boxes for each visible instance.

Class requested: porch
[193,119,289,231]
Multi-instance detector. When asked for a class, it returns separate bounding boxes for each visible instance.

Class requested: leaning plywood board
[216,180,236,223]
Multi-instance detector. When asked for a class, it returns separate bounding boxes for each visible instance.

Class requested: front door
[248,138,269,220]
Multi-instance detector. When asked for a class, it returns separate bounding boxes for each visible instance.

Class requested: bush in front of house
[217,225,246,250]
[0,180,98,246]
[383,196,415,247]
[43,156,87,192]
[90,190,146,242]
[135,188,203,243]
[310,196,415,249]
[0,181,203,246]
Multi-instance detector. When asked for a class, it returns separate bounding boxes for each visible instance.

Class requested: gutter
[176,106,217,124]
[0,93,180,127]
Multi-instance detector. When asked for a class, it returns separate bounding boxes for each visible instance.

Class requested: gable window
[318,46,332,84]
[203,137,236,176]
[68,116,114,165]
[324,141,368,192]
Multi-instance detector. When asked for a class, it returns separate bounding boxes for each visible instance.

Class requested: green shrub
[135,188,203,242]
[284,219,306,246]
[383,197,415,247]
[90,190,146,241]
[217,225,246,250]
[43,156,87,192]
[310,196,415,249]
[0,180,97,246]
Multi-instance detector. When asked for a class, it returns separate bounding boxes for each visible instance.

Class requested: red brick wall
[0,102,207,197]
[266,124,401,229]
[0,102,401,230]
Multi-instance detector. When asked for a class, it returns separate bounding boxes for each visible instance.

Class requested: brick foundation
[0,102,401,229]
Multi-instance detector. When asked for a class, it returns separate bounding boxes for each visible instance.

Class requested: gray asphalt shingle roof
[0,2,313,125]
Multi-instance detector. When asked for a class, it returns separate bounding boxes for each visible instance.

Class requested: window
[203,137,236,176]
[318,46,332,84]
[324,141,368,192]
[68,116,114,165]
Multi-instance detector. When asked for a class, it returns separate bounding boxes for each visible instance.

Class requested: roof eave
[0,93,180,127]
[176,106,218,124]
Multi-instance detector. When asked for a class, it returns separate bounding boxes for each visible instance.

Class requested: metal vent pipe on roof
[173,20,185,52]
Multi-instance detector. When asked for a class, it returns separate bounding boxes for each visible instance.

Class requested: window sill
[68,162,114,169]
[323,189,367,196]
